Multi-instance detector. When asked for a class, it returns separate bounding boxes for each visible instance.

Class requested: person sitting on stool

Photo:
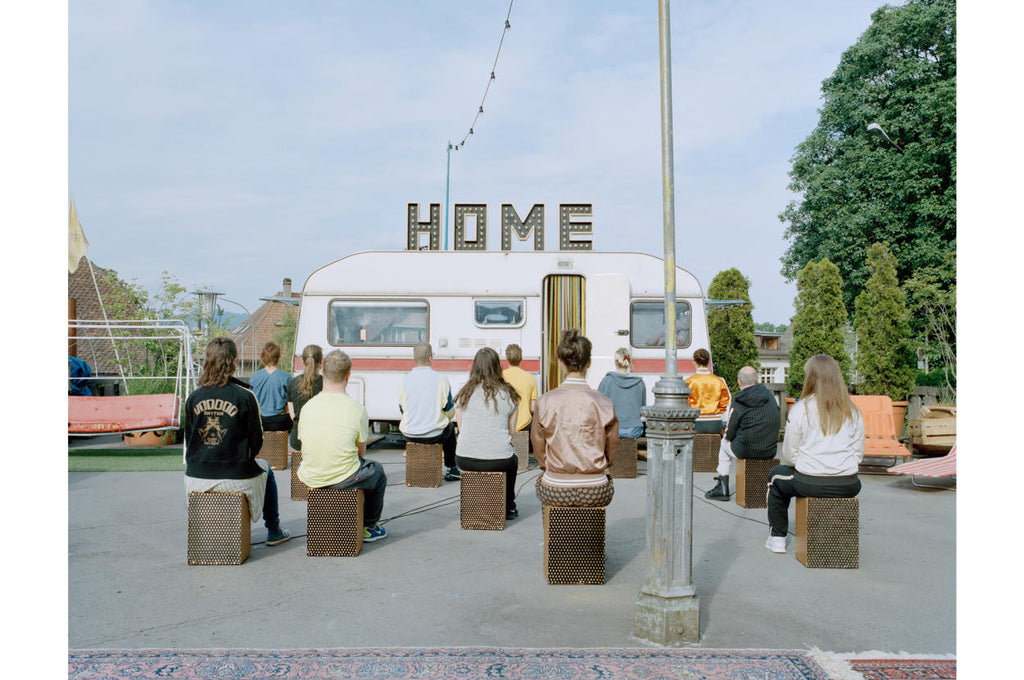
[685,348,731,435]
[705,365,780,500]
[298,350,388,543]
[399,342,460,481]
[765,354,863,554]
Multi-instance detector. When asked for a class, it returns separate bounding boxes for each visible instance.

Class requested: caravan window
[473,299,525,327]
[630,301,692,348]
[328,300,429,346]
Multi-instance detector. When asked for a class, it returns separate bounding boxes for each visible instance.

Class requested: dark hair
[199,337,237,387]
[505,343,523,366]
[298,344,323,398]
[556,329,591,374]
[455,347,520,412]
[260,341,281,367]
[693,348,711,367]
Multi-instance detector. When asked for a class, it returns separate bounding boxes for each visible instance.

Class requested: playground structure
[67,318,198,436]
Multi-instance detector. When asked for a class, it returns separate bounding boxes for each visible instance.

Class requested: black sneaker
[444,466,462,481]
[506,508,519,520]
[266,527,291,546]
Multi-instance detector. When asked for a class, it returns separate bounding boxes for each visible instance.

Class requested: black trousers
[405,422,458,468]
[766,465,860,537]
[456,454,518,512]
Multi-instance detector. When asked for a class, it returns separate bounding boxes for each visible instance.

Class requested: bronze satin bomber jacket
[530,379,619,480]
[685,369,731,417]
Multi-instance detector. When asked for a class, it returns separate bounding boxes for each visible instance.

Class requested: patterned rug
[847,657,956,679]
[68,648,836,679]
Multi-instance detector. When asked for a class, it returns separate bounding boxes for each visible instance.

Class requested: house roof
[68,259,147,376]
[229,281,300,365]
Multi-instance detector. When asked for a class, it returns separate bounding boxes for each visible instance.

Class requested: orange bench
[849,395,911,465]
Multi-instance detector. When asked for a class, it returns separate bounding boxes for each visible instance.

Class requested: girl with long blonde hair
[764,354,864,554]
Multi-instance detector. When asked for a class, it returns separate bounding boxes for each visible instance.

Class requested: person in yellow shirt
[685,348,731,434]
[502,344,538,435]
[298,350,388,542]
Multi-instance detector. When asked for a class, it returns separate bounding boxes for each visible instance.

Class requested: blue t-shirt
[249,368,291,416]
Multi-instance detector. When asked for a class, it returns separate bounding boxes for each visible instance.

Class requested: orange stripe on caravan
[631,358,697,374]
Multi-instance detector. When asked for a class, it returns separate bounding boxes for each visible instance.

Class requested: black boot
[705,475,730,501]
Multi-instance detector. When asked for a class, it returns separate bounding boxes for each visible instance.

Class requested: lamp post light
[867,122,903,152]
[193,290,223,336]
[632,0,701,646]
[220,298,254,376]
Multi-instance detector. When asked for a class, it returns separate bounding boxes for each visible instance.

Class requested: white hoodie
[780,395,864,476]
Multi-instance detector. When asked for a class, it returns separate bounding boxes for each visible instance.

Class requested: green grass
[69,447,186,472]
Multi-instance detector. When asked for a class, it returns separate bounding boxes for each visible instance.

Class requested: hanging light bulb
[490,71,495,80]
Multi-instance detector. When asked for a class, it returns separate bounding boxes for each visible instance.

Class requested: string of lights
[449,0,515,153]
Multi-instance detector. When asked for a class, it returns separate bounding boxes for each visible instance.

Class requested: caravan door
[585,273,631,389]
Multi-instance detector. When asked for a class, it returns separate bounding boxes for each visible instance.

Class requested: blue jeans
[619,426,644,439]
[262,466,281,530]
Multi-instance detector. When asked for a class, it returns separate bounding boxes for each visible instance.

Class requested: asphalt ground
[67,440,956,655]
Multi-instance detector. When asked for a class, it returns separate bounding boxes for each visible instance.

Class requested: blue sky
[67,0,898,325]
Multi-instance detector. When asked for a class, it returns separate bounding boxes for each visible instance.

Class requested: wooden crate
[693,434,720,473]
[460,471,506,530]
[795,497,859,569]
[608,439,638,479]
[290,452,308,501]
[734,457,778,509]
[405,442,443,487]
[543,506,605,585]
[187,492,250,566]
[306,488,364,557]
[512,431,530,471]
[256,430,289,470]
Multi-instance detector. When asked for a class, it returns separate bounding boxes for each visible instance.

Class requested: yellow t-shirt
[502,365,538,431]
[297,391,369,488]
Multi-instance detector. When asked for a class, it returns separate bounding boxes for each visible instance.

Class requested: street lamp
[220,298,254,375]
[193,290,223,335]
[867,122,903,152]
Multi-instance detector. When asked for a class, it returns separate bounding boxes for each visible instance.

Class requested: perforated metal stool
[795,496,859,568]
[405,442,442,487]
[734,457,779,508]
[306,488,364,556]
[542,506,605,585]
[693,433,720,473]
[187,492,251,565]
[607,439,638,479]
[460,471,506,530]
[256,430,289,470]
[290,452,308,501]
[512,431,530,471]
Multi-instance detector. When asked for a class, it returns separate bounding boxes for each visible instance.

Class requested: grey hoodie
[597,371,647,431]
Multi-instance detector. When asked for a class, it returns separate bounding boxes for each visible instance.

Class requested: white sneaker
[764,535,786,554]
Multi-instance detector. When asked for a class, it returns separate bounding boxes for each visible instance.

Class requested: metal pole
[633,0,700,646]
[444,142,452,251]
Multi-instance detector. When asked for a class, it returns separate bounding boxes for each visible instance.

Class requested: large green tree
[853,243,915,399]
[780,0,955,313]
[706,268,760,385]
[787,259,850,395]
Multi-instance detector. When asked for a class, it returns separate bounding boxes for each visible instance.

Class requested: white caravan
[292,250,709,427]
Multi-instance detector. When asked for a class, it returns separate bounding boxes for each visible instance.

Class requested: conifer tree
[853,243,915,400]
[787,259,850,395]
[707,268,760,386]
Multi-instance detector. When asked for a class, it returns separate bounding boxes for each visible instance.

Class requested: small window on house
[474,300,525,327]
[328,300,428,346]
[760,367,775,384]
[630,301,691,348]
